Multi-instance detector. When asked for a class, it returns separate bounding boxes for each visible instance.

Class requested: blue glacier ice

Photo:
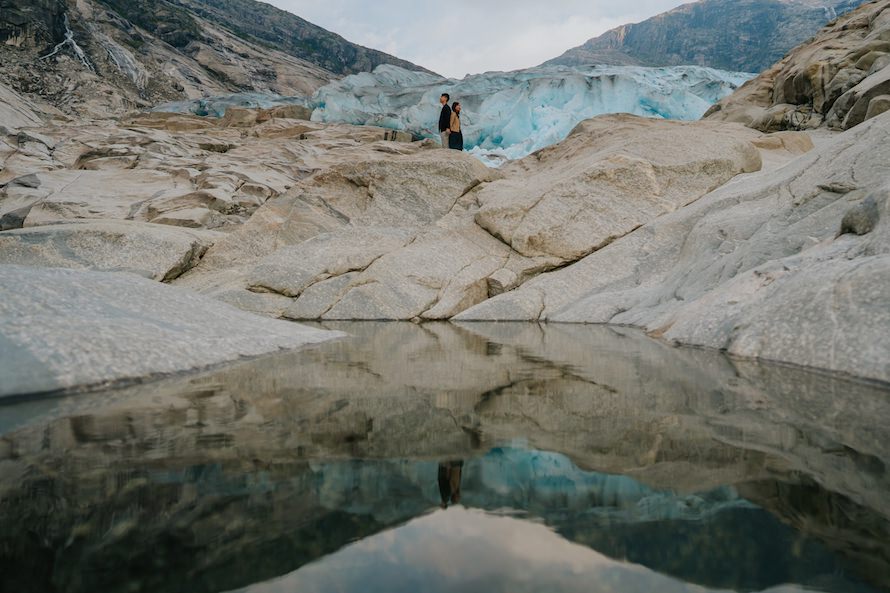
[311,64,754,164]
[153,64,752,165]
[153,92,310,117]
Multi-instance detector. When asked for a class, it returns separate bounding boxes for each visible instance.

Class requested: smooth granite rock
[0,220,219,280]
[474,114,762,262]
[179,114,770,321]
[0,265,342,398]
[458,112,890,383]
[0,82,42,129]
[178,149,514,320]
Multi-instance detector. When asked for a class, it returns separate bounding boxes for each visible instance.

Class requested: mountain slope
[545,0,869,73]
[705,0,890,130]
[169,0,432,76]
[0,0,428,118]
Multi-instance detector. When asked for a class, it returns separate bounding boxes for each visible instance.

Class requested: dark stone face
[0,0,66,49]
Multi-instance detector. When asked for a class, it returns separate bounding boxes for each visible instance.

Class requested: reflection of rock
[0,323,887,591]
[0,265,341,398]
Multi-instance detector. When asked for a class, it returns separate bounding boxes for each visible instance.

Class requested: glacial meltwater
[1,322,888,593]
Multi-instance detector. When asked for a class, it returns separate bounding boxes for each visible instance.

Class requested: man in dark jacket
[438,93,451,148]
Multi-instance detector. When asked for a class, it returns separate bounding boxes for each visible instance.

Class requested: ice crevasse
[311,64,753,164]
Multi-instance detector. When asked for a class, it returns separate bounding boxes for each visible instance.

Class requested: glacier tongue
[312,64,753,163]
[151,64,752,165]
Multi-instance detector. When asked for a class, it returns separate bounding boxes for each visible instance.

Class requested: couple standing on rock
[438,93,464,151]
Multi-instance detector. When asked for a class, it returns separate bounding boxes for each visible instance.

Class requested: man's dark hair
[442,93,450,101]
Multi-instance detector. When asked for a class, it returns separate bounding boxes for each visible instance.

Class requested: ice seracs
[312,64,753,163]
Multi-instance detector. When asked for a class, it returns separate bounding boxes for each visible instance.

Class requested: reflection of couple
[438,460,463,509]
[438,93,464,151]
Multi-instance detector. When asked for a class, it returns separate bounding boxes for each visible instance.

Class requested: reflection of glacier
[312,64,752,163]
[155,64,751,164]
[465,446,751,521]
[303,446,753,527]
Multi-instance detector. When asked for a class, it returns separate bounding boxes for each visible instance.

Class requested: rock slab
[0,265,343,398]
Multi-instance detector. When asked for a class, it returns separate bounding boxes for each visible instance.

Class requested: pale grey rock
[16,129,55,150]
[149,207,227,229]
[0,115,385,233]
[247,227,416,297]
[458,112,890,383]
[320,227,507,321]
[180,149,512,321]
[474,115,762,262]
[0,265,342,398]
[0,82,42,129]
[2,169,193,227]
[0,220,218,280]
[283,272,361,320]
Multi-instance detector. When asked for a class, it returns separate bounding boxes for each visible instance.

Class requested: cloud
[266,1,688,77]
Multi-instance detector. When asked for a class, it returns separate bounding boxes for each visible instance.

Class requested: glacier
[312,64,753,164]
[155,64,752,165]
[154,92,310,118]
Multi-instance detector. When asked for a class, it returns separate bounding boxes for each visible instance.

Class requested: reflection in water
[1,322,889,593]
[438,460,463,508]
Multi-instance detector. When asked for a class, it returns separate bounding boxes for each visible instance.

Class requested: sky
[265,0,691,78]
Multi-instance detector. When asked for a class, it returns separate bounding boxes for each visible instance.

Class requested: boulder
[0,265,342,398]
[865,94,890,121]
[264,104,312,121]
[0,220,218,280]
[832,64,890,129]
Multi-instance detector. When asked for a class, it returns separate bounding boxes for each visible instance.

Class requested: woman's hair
[452,101,460,112]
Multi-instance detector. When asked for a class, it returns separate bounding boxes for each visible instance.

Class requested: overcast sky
[265,0,690,78]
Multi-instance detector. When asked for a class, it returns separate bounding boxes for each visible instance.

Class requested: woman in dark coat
[448,102,464,151]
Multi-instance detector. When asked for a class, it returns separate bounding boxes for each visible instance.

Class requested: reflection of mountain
[230,508,829,593]
[1,323,888,592]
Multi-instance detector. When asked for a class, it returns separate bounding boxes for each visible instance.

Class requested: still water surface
[1,322,889,593]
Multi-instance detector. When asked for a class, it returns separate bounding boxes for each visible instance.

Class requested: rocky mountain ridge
[705,0,890,130]
[546,0,870,73]
[0,0,427,118]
